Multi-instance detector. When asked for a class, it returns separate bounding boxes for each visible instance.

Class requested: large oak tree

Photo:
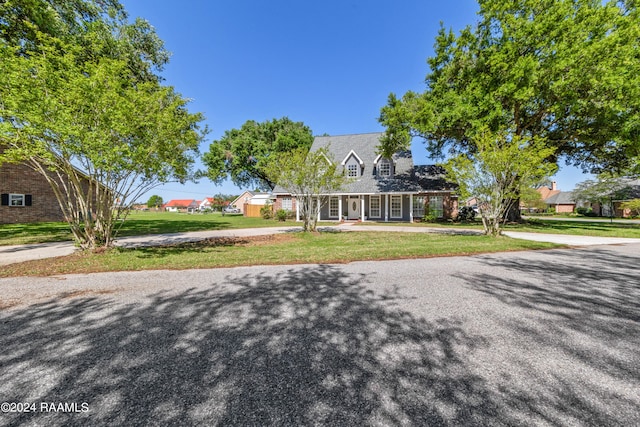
[379,0,640,218]
[203,117,314,191]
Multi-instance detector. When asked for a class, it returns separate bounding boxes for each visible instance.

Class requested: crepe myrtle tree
[445,128,557,236]
[0,0,205,249]
[263,147,346,232]
[0,38,205,249]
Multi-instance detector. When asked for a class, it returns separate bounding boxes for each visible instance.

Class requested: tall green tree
[203,117,314,191]
[0,1,205,249]
[379,0,640,217]
[263,147,346,232]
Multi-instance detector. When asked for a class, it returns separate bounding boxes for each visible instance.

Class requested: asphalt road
[1,243,639,426]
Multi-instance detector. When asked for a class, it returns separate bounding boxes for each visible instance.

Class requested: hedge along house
[271,133,459,222]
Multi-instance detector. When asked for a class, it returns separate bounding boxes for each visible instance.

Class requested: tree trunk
[504,197,522,222]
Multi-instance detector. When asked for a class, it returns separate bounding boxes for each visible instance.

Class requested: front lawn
[358,218,640,238]
[0,211,297,246]
[0,231,560,277]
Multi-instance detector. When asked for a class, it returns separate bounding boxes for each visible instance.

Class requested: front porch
[292,193,457,223]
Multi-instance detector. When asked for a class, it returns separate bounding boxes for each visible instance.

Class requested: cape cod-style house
[272,133,459,222]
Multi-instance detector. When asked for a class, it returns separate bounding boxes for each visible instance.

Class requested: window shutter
[25,195,33,206]
[1,194,8,206]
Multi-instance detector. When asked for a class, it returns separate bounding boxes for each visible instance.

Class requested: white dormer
[373,154,394,177]
[341,150,364,178]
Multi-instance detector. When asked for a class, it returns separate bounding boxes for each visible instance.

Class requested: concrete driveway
[0,244,638,425]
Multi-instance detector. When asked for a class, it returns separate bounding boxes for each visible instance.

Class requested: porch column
[317,197,321,222]
[296,198,300,222]
[361,196,366,222]
[338,197,343,221]
[385,194,389,222]
[409,194,414,222]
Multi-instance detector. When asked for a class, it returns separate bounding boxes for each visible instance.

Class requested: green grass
[0,231,560,277]
[3,213,639,247]
[0,211,303,246]
[358,218,640,238]
[504,219,640,238]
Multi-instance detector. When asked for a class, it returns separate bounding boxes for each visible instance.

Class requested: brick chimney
[551,181,557,191]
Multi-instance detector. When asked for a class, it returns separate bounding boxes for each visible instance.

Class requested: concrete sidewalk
[3,224,640,266]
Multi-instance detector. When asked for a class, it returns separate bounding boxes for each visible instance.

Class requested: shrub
[260,203,273,219]
[276,209,288,222]
[457,206,476,222]
[423,213,437,223]
[576,207,597,216]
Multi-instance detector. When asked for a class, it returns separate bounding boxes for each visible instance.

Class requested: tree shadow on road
[1,265,497,426]
[455,245,640,425]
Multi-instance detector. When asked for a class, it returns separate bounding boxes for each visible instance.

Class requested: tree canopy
[378,0,640,175]
[0,0,205,248]
[202,117,314,191]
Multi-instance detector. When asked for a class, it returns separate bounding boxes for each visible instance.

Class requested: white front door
[348,196,360,220]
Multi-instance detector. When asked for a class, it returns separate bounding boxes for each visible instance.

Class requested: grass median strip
[0,231,561,277]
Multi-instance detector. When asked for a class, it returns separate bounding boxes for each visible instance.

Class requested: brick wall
[0,161,66,224]
[273,195,297,214]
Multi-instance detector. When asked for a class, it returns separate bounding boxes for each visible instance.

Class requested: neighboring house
[163,199,200,213]
[616,180,640,217]
[543,191,576,213]
[243,193,272,217]
[532,181,576,213]
[230,191,254,211]
[272,133,458,222]
[199,197,215,211]
[591,179,640,217]
[0,159,66,224]
[1,146,108,224]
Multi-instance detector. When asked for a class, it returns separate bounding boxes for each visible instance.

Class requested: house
[243,193,272,217]
[1,145,110,224]
[590,179,640,217]
[0,158,68,224]
[230,191,254,210]
[543,191,576,213]
[272,133,458,222]
[529,181,576,214]
[229,190,272,216]
[163,199,200,213]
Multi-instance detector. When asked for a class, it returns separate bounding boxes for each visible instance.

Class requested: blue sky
[122,0,591,203]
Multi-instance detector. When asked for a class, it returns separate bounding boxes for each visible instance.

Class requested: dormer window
[374,155,393,177]
[341,150,363,178]
[379,162,391,177]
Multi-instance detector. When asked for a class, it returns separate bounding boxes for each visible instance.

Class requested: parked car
[223,206,241,214]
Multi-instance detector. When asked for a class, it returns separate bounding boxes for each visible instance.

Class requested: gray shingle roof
[545,191,575,205]
[272,133,457,195]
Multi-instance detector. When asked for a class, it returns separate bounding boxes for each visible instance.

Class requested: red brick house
[0,160,67,224]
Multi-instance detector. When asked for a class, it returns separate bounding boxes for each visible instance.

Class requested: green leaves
[202,117,314,190]
[379,0,640,174]
[0,2,205,248]
[263,147,345,232]
[445,127,557,235]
